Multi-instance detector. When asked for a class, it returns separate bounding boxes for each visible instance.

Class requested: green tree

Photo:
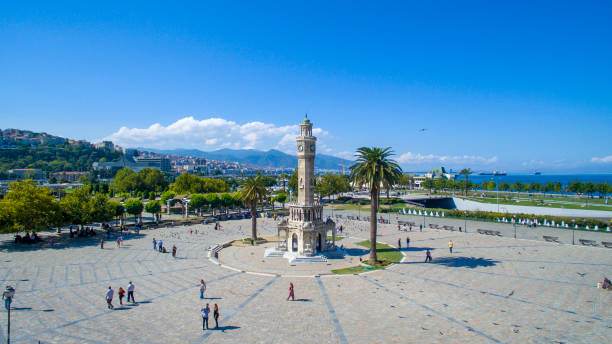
[112,168,139,194]
[315,173,351,200]
[145,200,162,221]
[275,192,287,209]
[421,178,434,193]
[189,194,207,216]
[124,198,144,224]
[205,193,221,216]
[61,186,93,227]
[398,174,414,189]
[219,193,234,214]
[238,175,269,243]
[583,182,596,206]
[568,180,583,194]
[597,182,612,198]
[1,180,58,232]
[108,201,125,225]
[172,172,228,194]
[459,169,472,196]
[486,181,496,191]
[160,191,177,205]
[349,147,402,264]
[434,178,446,191]
[89,193,114,223]
[511,181,524,197]
[288,167,298,197]
[498,182,510,191]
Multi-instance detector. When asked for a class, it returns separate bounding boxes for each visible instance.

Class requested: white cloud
[591,155,612,163]
[397,152,498,165]
[105,116,329,152]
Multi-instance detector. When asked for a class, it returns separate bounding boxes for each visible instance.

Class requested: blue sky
[1,1,611,173]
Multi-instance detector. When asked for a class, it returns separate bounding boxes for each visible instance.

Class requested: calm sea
[466,174,612,186]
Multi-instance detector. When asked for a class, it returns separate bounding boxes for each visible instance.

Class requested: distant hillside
[143,148,349,170]
[0,129,123,173]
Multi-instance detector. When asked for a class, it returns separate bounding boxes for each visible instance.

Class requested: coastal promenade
[0,217,610,343]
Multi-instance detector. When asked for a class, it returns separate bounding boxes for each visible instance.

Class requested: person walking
[406,237,410,248]
[425,249,432,263]
[419,224,423,232]
[105,286,114,309]
[199,280,206,299]
[201,303,210,330]
[153,238,157,251]
[158,239,163,252]
[172,245,177,258]
[118,286,125,305]
[397,238,401,250]
[448,240,454,254]
[286,282,295,301]
[127,281,135,303]
[100,238,104,249]
[213,303,220,329]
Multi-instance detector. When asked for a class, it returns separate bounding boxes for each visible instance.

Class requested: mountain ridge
[140,147,350,170]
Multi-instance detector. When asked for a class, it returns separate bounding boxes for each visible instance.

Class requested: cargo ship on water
[478,170,507,176]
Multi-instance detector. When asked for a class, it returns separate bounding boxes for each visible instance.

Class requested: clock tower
[276,116,335,256]
[296,117,316,206]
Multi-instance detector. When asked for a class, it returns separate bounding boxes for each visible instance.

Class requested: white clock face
[298,145,303,151]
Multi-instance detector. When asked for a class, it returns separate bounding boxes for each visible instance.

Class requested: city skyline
[1,2,611,173]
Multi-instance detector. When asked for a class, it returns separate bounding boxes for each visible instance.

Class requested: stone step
[290,256,328,263]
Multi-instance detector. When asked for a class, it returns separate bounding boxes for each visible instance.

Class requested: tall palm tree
[278,173,288,192]
[350,147,402,264]
[238,175,269,244]
[459,168,472,196]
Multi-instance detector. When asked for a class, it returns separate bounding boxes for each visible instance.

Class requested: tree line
[420,177,611,198]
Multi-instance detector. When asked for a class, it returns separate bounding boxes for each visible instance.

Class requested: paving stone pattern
[0,216,610,343]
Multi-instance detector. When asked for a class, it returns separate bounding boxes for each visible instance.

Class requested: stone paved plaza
[1,215,611,343]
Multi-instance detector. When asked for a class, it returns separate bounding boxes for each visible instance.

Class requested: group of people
[105,281,136,309]
[152,237,178,257]
[69,226,97,238]
[198,279,221,330]
[14,231,41,244]
[398,223,423,232]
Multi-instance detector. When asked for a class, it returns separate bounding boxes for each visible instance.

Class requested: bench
[601,241,612,248]
[543,236,561,243]
[477,229,502,236]
[579,239,598,247]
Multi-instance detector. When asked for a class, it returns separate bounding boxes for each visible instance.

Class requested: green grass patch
[356,240,403,264]
[327,236,344,241]
[332,266,376,274]
[332,240,402,275]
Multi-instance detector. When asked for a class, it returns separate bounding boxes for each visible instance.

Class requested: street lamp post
[496,180,499,213]
[513,214,517,239]
[572,218,575,245]
[463,210,467,233]
[4,285,15,344]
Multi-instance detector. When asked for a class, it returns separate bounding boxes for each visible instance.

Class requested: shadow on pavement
[431,256,499,268]
[210,325,240,331]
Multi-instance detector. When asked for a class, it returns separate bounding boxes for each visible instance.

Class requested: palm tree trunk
[250,204,257,243]
[369,188,378,264]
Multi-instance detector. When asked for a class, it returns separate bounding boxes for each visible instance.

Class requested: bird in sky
[418,128,427,132]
